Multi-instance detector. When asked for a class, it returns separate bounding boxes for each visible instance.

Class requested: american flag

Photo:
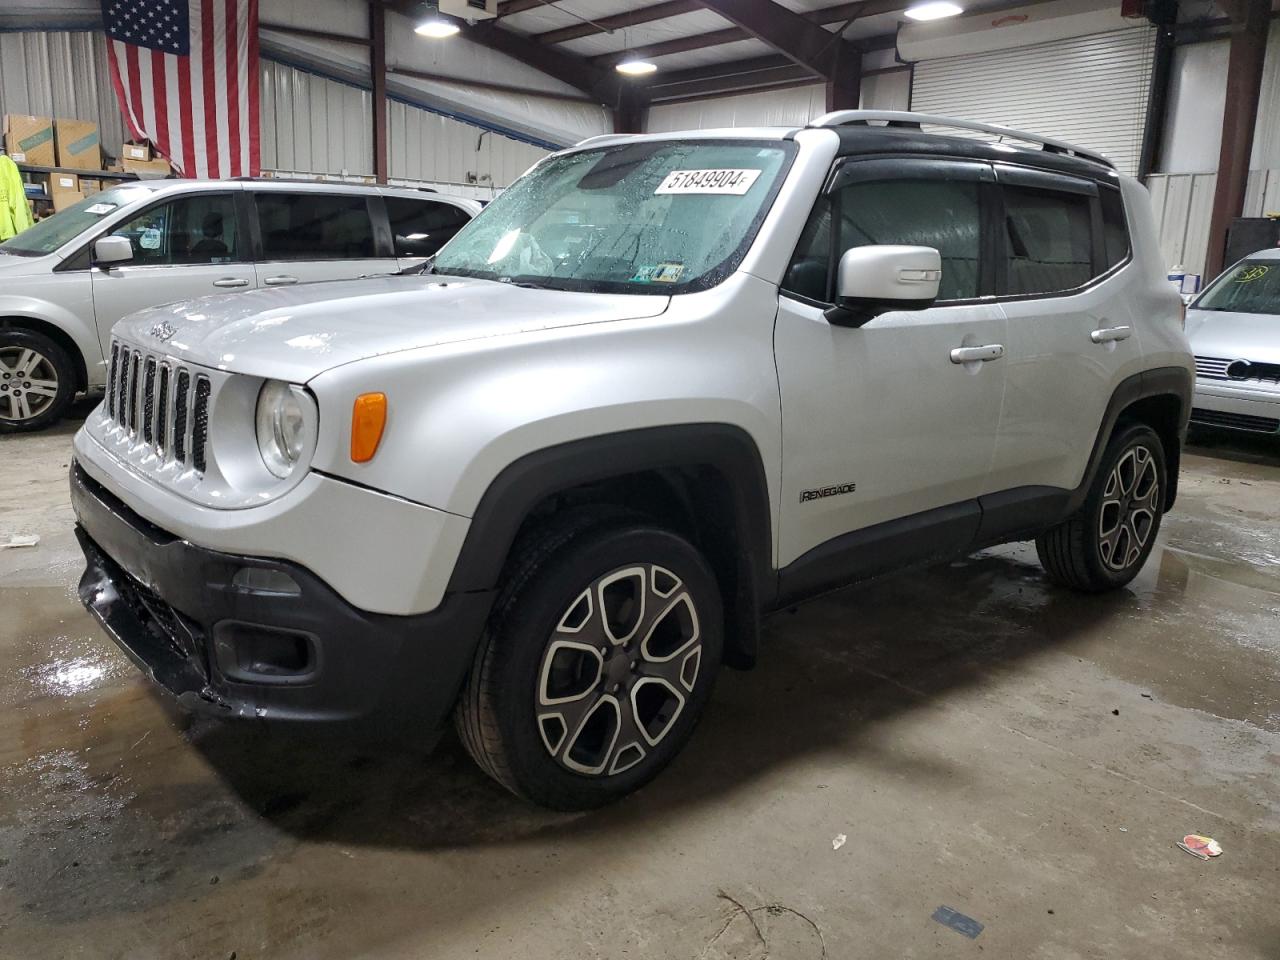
[102,0,260,179]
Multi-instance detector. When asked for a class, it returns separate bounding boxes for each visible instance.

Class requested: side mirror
[825,245,942,328]
[93,236,134,268]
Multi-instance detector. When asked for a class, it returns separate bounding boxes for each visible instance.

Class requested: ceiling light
[616,58,657,76]
[415,17,459,38]
[904,1,964,20]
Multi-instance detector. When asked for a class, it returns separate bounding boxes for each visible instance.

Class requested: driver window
[783,177,981,303]
[111,194,240,266]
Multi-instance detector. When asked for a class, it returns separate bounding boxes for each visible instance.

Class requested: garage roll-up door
[910,27,1156,175]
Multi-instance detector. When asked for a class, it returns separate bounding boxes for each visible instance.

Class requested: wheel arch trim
[444,423,775,665]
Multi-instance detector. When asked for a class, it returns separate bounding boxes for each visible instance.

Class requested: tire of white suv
[456,513,724,810]
[1036,422,1167,592]
[0,328,76,433]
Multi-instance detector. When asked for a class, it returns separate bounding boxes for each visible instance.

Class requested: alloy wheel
[1097,444,1160,571]
[535,563,703,777]
[0,347,60,422]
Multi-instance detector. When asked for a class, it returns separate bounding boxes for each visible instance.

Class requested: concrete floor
[2,405,1278,960]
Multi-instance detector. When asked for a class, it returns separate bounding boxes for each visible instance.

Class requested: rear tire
[0,328,76,433]
[1036,423,1166,592]
[456,513,723,810]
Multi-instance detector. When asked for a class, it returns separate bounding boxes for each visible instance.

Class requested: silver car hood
[1186,308,1280,363]
[113,275,671,382]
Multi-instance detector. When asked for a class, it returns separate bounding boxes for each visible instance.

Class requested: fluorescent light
[415,18,459,38]
[904,1,964,20]
[616,58,657,76]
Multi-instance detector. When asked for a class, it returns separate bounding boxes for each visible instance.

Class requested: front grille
[1190,408,1280,433]
[1194,356,1233,381]
[104,340,211,474]
[1195,355,1280,384]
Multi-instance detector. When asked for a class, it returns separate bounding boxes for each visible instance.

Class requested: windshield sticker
[85,203,116,216]
[1234,265,1269,283]
[140,227,162,251]
[631,262,685,283]
[655,168,762,196]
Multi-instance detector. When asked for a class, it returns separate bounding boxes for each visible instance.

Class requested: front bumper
[1191,380,1280,435]
[71,462,493,724]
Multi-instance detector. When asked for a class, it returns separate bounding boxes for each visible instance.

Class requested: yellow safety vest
[0,155,35,240]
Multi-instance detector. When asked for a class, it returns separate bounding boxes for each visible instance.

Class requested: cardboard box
[81,178,103,196]
[55,118,102,170]
[4,114,56,166]
[121,142,151,162]
[49,173,83,211]
[122,155,171,177]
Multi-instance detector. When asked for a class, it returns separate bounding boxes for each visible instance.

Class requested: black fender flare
[444,424,776,666]
[1068,365,1193,515]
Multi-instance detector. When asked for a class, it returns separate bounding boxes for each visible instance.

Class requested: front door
[90,192,256,336]
[774,158,1007,572]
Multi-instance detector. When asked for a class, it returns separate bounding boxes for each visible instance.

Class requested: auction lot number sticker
[655,169,762,195]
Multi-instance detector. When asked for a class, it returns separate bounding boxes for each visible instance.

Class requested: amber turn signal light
[350,393,387,463]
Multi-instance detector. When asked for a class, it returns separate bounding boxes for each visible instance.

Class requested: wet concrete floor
[1,406,1278,959]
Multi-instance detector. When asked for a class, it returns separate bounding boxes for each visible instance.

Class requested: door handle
[212,278,249,288]
[950,344,1005,364]
[263,275,298,286]
[1090,325,1132,344]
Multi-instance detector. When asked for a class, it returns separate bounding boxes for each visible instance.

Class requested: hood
[113,275,671,382]
[1186,309,1280,364]
[0,250,46,275]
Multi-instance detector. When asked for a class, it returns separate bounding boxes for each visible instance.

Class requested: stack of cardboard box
[4,114,174,212]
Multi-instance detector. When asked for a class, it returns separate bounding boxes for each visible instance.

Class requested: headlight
[255,380,312,479]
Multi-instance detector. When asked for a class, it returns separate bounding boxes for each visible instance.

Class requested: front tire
[1036,423,1167,592]
[0,329,76,433]
[456,516,723,810]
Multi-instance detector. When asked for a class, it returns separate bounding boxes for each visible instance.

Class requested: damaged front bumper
[70,461,492,725]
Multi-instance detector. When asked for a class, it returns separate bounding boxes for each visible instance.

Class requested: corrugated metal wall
[0,30,126,159]
[258,60,549,197]
[647,85,829,133]
[1148,169,1280,278]
[911,27,1156,176]
[387,98,549,198]
[260,59,375,178]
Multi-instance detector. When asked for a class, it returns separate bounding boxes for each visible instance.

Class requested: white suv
[0,180,480,431]
[68,112,1192,809]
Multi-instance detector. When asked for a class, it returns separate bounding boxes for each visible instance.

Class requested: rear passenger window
[1001,187,1093,295]
[1099,186,1130,270]
[783,179,981,303]
[385,197,471,257]
[256,193,377,260]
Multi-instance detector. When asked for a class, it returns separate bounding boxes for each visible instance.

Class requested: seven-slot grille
[106,341,211,473]
[1194,356,1233,381]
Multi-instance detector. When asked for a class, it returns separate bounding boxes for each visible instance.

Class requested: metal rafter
[687,0,858,77]
[535,1,700,46]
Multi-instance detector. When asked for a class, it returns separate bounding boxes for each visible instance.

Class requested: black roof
[828,124,1120,186]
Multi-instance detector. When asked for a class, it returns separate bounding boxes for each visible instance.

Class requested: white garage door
[910,27,1156,175]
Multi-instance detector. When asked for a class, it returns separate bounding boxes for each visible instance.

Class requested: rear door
[90,190,256,332]
[251,190,396,288]
[384,195,474,271]
[988,168,1143,495]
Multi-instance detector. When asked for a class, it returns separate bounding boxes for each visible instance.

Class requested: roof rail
[808,110,1113,169]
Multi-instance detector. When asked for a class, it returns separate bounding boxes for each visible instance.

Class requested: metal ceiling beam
[690,0,857,76]
[648,60,816,100]
[535,0,700,46]
[586,0,902,66]
[463,19,621,102]
[497,0,562,16]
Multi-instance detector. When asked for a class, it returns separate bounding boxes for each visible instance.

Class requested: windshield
[432,139,794,294]
[1193,258,1280,316]
[0,184,157,256]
